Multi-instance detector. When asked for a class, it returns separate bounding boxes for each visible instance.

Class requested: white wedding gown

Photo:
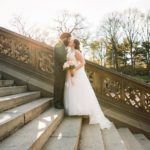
[64,49,112,129]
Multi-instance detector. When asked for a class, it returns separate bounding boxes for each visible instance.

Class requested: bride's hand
[70,69,76,77]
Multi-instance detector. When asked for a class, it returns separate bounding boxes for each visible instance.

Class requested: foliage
[9,9,150,76]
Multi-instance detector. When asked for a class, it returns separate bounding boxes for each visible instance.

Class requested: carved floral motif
[124,86,141,108]
[143,91,150,112]
[37,50,53,73]
[0,33,53,74]
[12,42,30,64]
[0,35,12,56]
[103,77,121,101]
[0,35,30,64]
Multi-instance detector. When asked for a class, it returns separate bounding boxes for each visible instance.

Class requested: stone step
[102,123,127,150]
[79,120,105,150]
[0,91,41,112]
[0,97,53,141]
[0,108,64,150]
[134,134,150,150]
[102,106,150,138]
[118,128,144,150]
[0,80,14,87]
[0,85,27,97]
[42,117,82,150]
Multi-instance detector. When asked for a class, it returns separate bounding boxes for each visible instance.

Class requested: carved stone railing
[86,61,150,115]
[0,27,149,117]
[0,27,54,83]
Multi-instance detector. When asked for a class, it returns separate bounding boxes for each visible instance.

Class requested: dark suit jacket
[53,41,67,104]
[54,41,67,78]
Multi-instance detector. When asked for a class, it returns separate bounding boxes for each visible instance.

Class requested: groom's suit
[54,41,67,108]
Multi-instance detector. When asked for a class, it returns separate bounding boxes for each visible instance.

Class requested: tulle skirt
[64,67,112,129]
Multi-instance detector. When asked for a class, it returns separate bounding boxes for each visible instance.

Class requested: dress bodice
[67,49,79,66]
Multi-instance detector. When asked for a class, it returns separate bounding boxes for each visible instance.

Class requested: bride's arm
[74,50,85,72]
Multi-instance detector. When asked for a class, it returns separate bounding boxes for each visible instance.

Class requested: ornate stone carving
[12,42,30,64]
[0,35,31,64]
[0,31,53,74]
[86,70,94,86]
[0,35,12,55]
[124,86,141,108]
[143,91,150,112]
[37,51,53,73]
[103,77,121,101]
[85,62,150,113]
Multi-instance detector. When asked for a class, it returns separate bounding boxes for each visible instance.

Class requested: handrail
[86,60,150,113]
[0,27,149,113]
[0,27,54,82]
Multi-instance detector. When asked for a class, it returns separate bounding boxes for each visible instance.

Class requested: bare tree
[28,27,52,43]
[142,10,150,42]
[89,39,106,66]
[90,40,100,63]
[141,10,150,71]
[99,12,122,69]
[121,8,144,68]
[53,10,85,33]
[10,14,51,44]
[52,10,90,46]
[10,14,29,37]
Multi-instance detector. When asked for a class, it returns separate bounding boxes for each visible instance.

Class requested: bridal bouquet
[63,60,75,84]
[63,60,76,77]
[63,60,76,86]
[63,60,75,70]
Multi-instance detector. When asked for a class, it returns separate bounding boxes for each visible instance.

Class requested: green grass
[133,76,150,82]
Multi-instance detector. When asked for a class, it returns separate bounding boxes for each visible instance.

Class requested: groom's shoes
[55,104,64,109]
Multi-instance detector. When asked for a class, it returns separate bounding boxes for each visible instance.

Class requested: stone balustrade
[86,61,150,113]
[0,27,54,82]
[0,27,149,114]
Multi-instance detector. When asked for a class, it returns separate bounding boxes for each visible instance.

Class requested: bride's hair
[74,39,81,51]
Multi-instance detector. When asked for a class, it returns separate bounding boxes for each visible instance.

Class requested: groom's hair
[60,32,71,40]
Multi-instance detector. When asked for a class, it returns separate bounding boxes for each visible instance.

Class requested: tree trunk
[130,41,136,69]
[113,44,119,70]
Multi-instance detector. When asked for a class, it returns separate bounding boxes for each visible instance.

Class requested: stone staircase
[0,73,150,150]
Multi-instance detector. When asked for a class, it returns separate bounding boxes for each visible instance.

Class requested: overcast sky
[0,0,149,38]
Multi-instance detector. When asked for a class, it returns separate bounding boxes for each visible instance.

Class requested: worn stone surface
[0,85,27,96]
[102,106,150,138]
[118,128,144,150]
[0,98,52,140]
[42,117,82,150]
[0,91,41,112]
[0,80,14,87]
[134,134,150,150]
[102,123,127,150]
[0,108,64,150]
[0,63,53,93]
[79,120,105,150]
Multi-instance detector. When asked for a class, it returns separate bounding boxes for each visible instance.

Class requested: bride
[64,38,112,129]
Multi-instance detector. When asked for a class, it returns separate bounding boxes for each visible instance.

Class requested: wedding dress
[64,49,112,129]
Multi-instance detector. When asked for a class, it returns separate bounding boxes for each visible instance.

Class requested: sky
[0,0,150,41]
[0,0,150,27]
[0,0,149,60]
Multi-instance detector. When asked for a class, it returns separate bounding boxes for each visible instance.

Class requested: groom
[54,32,71,109]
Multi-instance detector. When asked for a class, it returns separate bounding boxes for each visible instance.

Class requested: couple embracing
[54,33,112,129]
